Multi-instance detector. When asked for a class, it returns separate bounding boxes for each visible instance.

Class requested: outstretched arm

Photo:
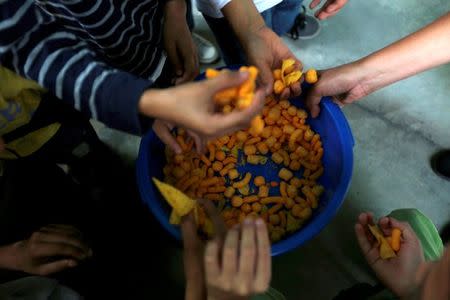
[306,12,450,117]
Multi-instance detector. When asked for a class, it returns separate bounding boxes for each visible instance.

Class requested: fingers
[175,42,199,85]
[204,239,220,278]
[207,70,249,94]
[354,223,372,255]
[309,0,322,9]
[238,219,257,295]
[36,228,91,255]
[314,0,347,20]
[257,63,274,95]
[33,241,88,261]
[212,89,265,136]
[387,218,416,242]
[378,217,392,237]
[280,87,290,100]
[187,130,205,154]
[41,224,83,239]
[153,121,182,154]
[197,199,227,240]
[290,82,302,97]
[306,84,323,118]
[221,226,239,288]
[36,259,77,276]
[254,219,271,293]
[166,42,183,78]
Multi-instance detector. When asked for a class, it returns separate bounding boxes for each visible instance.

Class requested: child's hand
[355,212,424,298]
[163,0,199,84]
[10,224,92,275]
[242,26,303,99]
[204,218,271,300]
[153,119,205,154]
[309,0,348,20]
[140,71,265,149]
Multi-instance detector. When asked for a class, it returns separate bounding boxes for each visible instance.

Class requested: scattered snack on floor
[158,64,325,243]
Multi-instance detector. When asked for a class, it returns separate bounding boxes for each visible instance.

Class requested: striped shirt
[0,0,167,134]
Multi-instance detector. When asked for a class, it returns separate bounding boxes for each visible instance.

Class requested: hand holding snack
[355,212,425,298]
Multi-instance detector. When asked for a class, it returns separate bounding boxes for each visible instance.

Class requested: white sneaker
[192,33,220,64]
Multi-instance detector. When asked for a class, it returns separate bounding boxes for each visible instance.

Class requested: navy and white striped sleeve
[0,0,153,135]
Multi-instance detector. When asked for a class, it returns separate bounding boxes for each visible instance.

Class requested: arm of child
[0,0,153,135]
[306,12,450,117]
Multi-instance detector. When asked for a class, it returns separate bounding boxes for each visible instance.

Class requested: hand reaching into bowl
[181,199,271,300]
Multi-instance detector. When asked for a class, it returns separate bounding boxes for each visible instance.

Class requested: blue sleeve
[0,0,153,135]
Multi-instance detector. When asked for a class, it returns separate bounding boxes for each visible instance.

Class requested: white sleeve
[195,0,281,18]
[195,0,231,18]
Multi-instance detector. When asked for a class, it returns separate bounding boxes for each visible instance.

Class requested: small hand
[243,26,303,99]
[13,224,92,276]
[305,61,373,117]
[309,0,348,20]
[182,199,227,300]
[163,0,199,84]
[204,218,271,300]
[355,212,424,298]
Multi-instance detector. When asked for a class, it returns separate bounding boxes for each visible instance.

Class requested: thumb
[388,218,416,242]
[167,43,183,77]
[305,84,324,118]
[206,70,249,94]
[37,259,77,275]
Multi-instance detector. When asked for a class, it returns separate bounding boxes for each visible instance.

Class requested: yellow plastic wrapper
[284,71,302,86]
[368,225,396,259]
[153,178,196,216]
[281,59,295,76]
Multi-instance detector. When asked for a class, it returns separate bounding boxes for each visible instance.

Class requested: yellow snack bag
[153,178,196,216]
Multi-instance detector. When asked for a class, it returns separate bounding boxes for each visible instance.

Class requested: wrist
[354,57,386,95]
[0,242,24,271]
[164,0,186,17]
[138,89,175,121]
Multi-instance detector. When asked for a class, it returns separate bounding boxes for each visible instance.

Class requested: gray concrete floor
[96,1,450,299]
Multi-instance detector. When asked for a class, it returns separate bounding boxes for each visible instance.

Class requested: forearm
[361,12,450,92]
[221,0,266,45]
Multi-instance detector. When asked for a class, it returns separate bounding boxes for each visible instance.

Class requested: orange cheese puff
[305,69,318,84]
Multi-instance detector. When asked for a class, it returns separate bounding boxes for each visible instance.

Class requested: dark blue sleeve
[0,0,154,135]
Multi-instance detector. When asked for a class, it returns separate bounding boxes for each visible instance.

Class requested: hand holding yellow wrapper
[153,178,216,237]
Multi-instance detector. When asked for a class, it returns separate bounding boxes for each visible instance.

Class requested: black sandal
[430,149,450,181]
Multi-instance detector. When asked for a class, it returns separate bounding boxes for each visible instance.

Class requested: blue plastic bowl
[136,70,354,256]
